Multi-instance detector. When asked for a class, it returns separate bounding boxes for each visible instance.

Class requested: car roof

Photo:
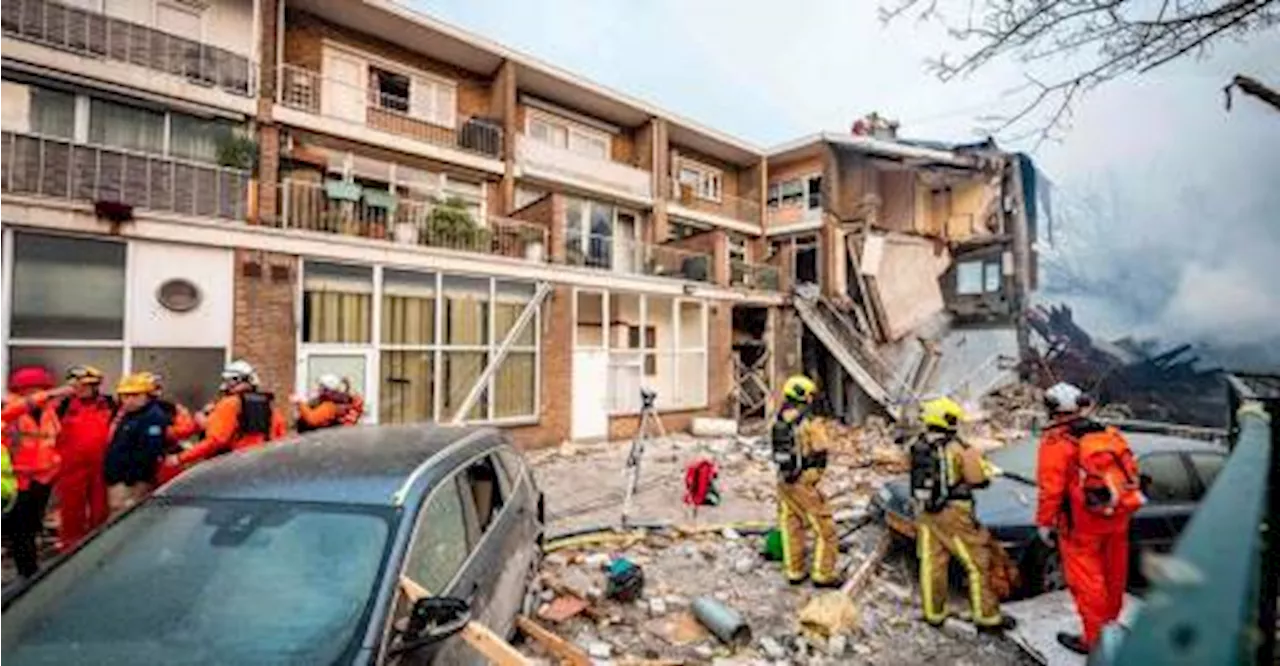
[158,425,498,506]
[1121,430,1224,455]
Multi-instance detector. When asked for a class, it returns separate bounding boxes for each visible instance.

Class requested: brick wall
[707,301,733,417]
[233,250,298,401]
[612,126,639,167]
[257,124,281,226]
[668,229,728,285]
[504,284,573,449]
[769,155,824,185]
[670,145,752,221]
[775,306,803,382]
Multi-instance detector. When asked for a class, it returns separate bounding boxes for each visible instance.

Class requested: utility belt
[920,483,975,515]
[779,451,828,483]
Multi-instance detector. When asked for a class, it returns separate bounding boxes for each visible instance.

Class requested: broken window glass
[956,260,984,295]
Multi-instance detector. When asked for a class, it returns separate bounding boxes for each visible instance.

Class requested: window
[369,67,410,113]
[1187,453,1225,499]
[302,262,373,344]
[528,116,568,149]
[496,447,526,489]
[11,233,126,339]
[983,260,1002,293]
[29,87,75,139]
[404,479,471,594]
[131,347,226,413]
[779,180,804,206]
[956,259,1002,295]
[807,176,823,210]
[527,110,610,160]
[769,176,822,210]
[1139,454,1196,503]
[461,455,506,534]
[766,183,780,208]
[676,159,723,202]
[170,115,235,163]
[591,292,707,413]
[88,99,165,154]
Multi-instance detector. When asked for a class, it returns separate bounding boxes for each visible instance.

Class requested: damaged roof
[767,131,996,168]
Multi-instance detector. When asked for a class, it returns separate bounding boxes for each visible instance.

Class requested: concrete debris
[648,598,667,616]
[827,633,848,656]
[797,591,859,640]
[586,640,614,659]
[758,636,787,660]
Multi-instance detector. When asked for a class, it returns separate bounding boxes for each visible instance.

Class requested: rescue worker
[293,374,364,431]
[103,373,170,516]
[1036,382,1132,655]
[2,446,16,512]
[771,375,841,587]
[912,396,1016,633]
[173,361,285,468]
[147,373,199,446]
[51,365,115,552]
[2,367,71,578]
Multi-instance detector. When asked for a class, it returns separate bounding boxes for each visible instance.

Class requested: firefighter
[146,373,200,446]
[912,396,1016,633]
[103,373,171,516]
[2,367,71,578]
[173,361,285,468]
[293,374,364,431]
[1036,382,1133,654]
[51,365,115,552]
[772,374,841,587]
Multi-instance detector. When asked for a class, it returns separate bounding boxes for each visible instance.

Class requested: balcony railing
[767,203,823,228]
[563,232,711,282]
[278,64,503,159]
[1,0,257,97]
[515,135,652,199]
[2,132,250,220]
[731,260,780,290]
[670,180,762,225]
[278,179,546,260]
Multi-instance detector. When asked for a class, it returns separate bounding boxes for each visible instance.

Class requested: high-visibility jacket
[2,392,62,490]
[297,395,364,430]
[1036,416,1129,535]
[178,392,286,466]
[2,446,17,510]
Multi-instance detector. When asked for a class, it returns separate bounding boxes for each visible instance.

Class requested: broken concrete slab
[1002,590,1142,666]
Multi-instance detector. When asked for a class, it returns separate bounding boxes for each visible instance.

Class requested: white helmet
[1044,382,1087,414]
[317,374,345,392]
[221,359,259,387]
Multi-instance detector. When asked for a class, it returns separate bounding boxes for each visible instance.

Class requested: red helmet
[9,366,55,393]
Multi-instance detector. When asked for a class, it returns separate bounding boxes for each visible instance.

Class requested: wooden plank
[398,576,530,666]
[841,532,893,597]
[516,615,592,666]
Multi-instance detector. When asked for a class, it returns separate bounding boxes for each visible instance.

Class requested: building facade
[1,0,1037,445]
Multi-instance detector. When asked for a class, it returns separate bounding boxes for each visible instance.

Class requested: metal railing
[1,0,257,97]
[562,232,712,282]
[277,64,503,159]
[279,179,546,260]
[730,259,780,290]
[2,132,250,220]
[670,180,762,224]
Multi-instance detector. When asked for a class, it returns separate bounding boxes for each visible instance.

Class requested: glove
[1037,526,1056,547]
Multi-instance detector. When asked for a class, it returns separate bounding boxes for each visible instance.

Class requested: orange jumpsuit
[51,395,114,552]
[177,392,286,467]
[1036,417,1131,647]
[297,395,364,430]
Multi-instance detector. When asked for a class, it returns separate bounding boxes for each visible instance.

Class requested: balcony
[562,232,711,282]
[2,132,250,220]
[278,179,547,260]
[1,0,256,98]
[278,65,503,161]
[731,260,780,291]
[515,135,652,201]
[767,203,823,230]
[670,180,762,228]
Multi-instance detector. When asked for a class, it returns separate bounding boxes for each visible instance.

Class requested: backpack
[1075,426,1145,517]
[238,392,275,438]
[909,433,949,514]
[683,458,721,507]
[771,406,807,483]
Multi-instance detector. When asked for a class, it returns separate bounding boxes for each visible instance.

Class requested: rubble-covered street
[523,425,1037,665]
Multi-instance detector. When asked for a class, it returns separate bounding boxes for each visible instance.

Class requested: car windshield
[985,434,1040,482]
[3,498,393,666]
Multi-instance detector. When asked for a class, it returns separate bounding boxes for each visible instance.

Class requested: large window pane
[30,87,75,139]
[170,114,235,164]
[380,350,434,424]
[304,355,368,399]
[132,347,225,411]
[678,301,705,350]
[89,99,164,154]
[493,352,535,419]
[11,233,126,340]
[441,350,487,422]
[7,347,123,387]
[442,276,488,346]
[647,295,674,353]
[303,262,372,344]
[494,281,535,347]
[382,270,436,345]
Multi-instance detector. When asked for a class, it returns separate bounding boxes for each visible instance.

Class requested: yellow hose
[542,520,775,553]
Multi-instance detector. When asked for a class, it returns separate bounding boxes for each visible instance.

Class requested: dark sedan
[870,428,1226,597]
[1,425,544,665]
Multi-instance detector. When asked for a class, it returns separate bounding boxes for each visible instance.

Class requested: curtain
[89,99,164,153]
[492,301,534,346]
[305,291,371,343]
[381,295,435,345]
[442,351,486,421]
[30,87,76,139]
[380,351,433,424]
[444,296,487,346]
[170,114,231,163]
[494,353,535,418]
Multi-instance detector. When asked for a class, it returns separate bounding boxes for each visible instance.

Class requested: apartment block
[1,0,1040,446]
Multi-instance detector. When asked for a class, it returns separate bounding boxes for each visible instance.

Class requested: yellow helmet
[920,396,966,431]
[782,375,818,403]
[116,372,157,396]
[65,365,105,385]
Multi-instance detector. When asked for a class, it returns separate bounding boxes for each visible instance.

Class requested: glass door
[297,350,375,423]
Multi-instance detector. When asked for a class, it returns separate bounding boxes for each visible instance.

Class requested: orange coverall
[51,395,114,552]
[176,393,286,467]
[297,395,365,429]
[1036,417,1131,647]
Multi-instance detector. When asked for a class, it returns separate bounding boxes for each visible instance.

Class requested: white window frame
[323,40,458,129]
[769,173,822,210]
[297,260,540,426]
[676,158,723,203]
[525,109,611,161]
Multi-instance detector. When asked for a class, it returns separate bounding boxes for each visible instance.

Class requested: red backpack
[1076,426,1145,517]
[683,458,721,507]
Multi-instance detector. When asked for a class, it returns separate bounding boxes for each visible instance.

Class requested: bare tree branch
[1225,74,1280,111]
[883,0,1280,143]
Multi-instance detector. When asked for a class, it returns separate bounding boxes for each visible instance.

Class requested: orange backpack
[1076,426,1145,516]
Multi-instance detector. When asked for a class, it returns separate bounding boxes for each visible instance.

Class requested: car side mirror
[394,597,471,655]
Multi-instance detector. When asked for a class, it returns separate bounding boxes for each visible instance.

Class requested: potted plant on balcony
[425,196,482,250]
[216,132,258,220]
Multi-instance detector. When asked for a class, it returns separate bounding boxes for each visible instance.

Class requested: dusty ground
[525,428,1036,665]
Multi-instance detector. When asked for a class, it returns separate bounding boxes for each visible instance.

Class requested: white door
[298,351,374,423]
[321,49,368,124]
[572,350,609,440]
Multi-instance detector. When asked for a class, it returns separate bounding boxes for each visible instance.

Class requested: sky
[412,0,1280,364]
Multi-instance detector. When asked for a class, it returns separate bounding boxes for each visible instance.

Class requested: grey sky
[413,0,1280,354]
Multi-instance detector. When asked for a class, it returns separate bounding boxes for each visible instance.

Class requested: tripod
[621,388,667,529]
